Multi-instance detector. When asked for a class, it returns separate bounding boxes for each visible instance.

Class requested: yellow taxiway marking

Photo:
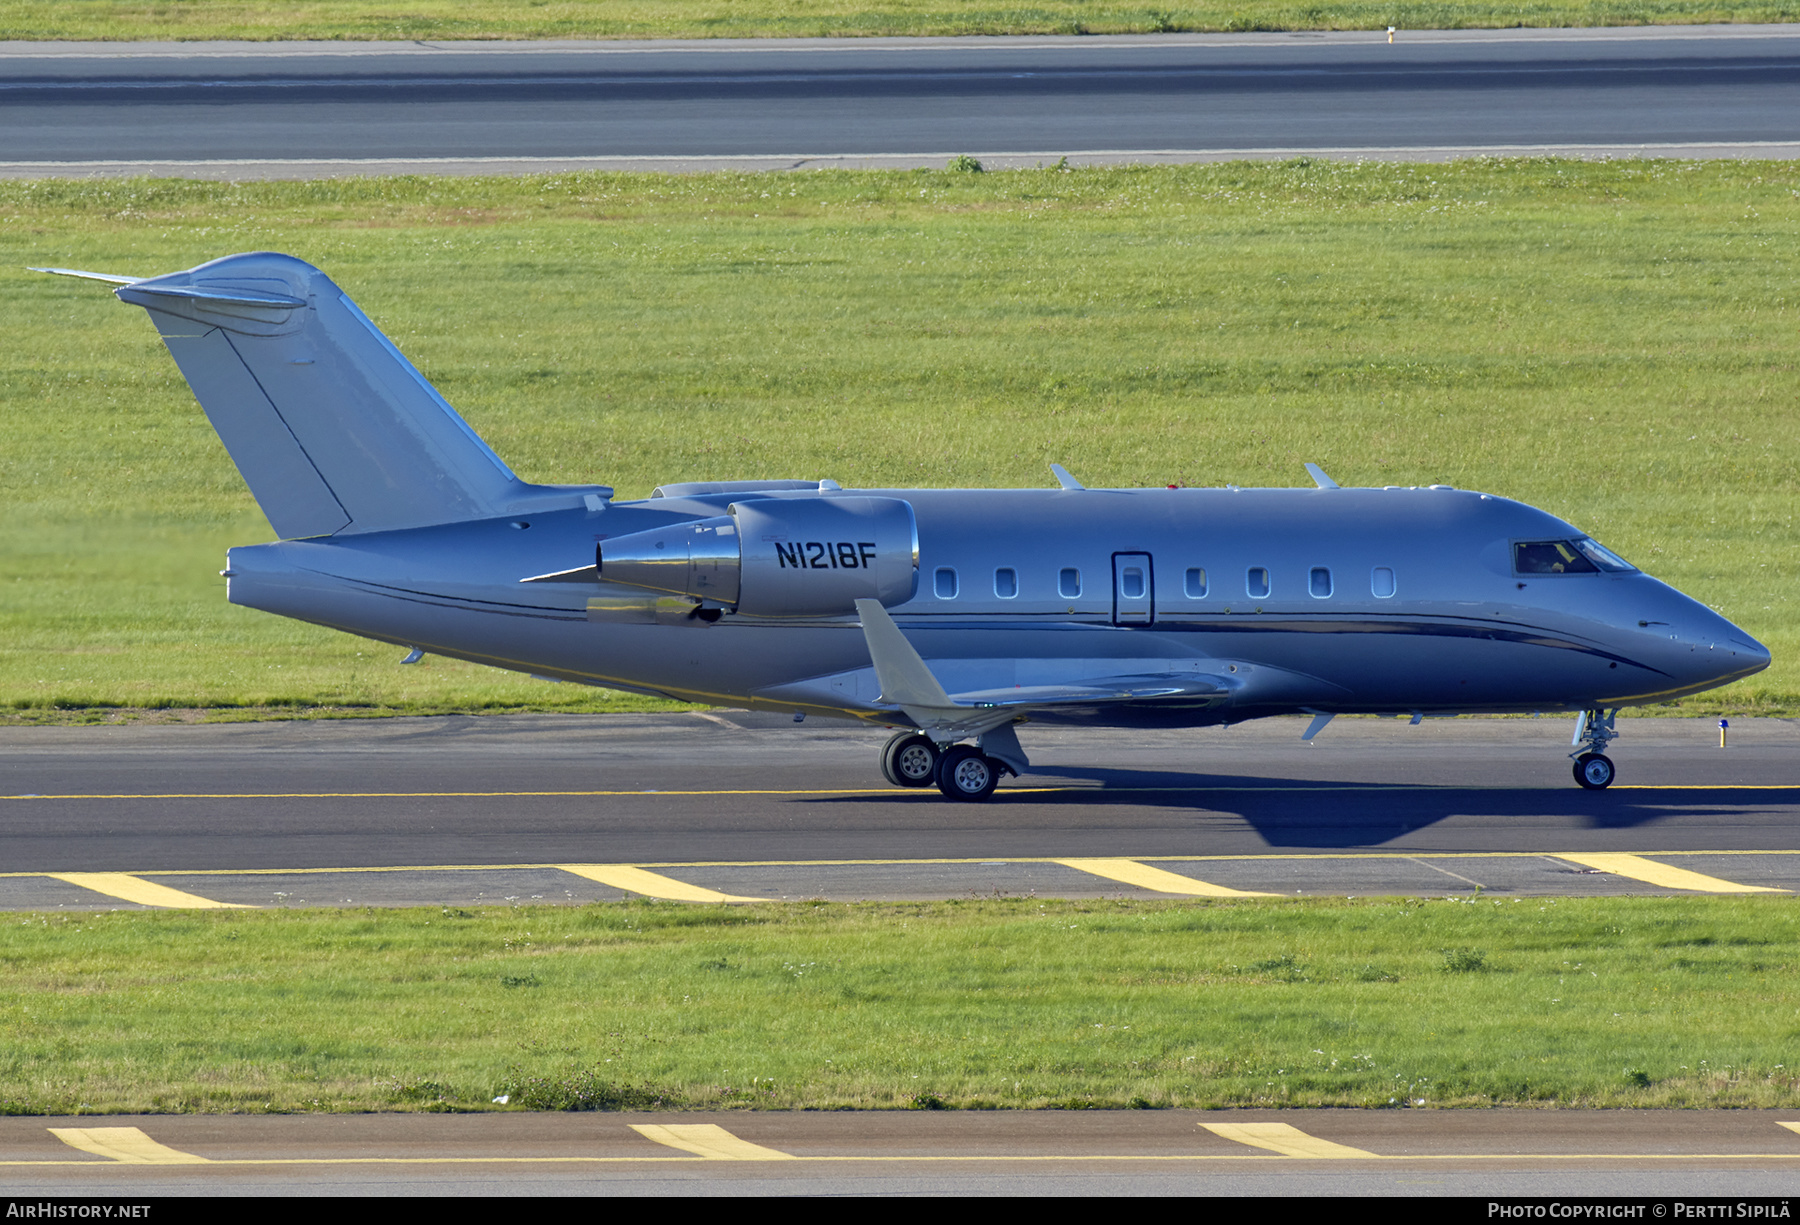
[45,873,253,909]
[48,1128,210,1165]
[1055,858,1275,898]
[1201,1123,1378,1159]
[560,865,761,904]
[1555,853,1785,894]
[630,1124,796,1161]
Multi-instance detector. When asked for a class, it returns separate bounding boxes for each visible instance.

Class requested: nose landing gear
[1570,708,1618,790]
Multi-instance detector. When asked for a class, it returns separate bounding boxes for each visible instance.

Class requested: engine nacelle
[597,496,918,617]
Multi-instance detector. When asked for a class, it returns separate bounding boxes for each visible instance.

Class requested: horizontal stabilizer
[124,282,307,309]
[30,266,144,286]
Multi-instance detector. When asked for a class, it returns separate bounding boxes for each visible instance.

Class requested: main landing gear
[879,731,1014,801]
[880,732,940,788]
[1570,707,1618,790]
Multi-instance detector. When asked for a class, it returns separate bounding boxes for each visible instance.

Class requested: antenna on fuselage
[1049,464,1085,491]
[1304,463,1340,489]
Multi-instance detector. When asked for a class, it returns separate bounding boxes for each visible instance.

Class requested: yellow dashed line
[1201,1122,1378,1158]
[48,1128,210,1165]
[1055,858,1275,897]
[629,1124,795,1161]
[45,873,253,909]
[1556,854,1785,894]
[560,865,761,903]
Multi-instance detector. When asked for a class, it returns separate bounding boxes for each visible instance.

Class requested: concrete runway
[5,1110,1799,1196]
[6,25,1800,176]
[2,713,1795,909]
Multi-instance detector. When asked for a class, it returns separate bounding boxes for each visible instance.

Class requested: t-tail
[34,252,603,538]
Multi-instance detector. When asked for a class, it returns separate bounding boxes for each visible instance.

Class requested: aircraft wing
[847,599,1230,739]
[946,679,1223,706]
[886,675,1230,739]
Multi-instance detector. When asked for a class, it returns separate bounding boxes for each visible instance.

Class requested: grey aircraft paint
[37,253,1770,800]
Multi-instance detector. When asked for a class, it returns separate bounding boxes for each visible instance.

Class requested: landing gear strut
[1570,708,1618,790]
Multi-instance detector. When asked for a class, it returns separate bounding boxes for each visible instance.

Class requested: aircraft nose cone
[1723,630,1772,669]
[1632,588,1770,694]
[1695,613,1770,684]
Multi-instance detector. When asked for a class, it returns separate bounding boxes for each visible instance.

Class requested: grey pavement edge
[11,144,1800,181]
[11,24,1800,57]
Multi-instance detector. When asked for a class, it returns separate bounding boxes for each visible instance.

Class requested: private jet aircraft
[38,253,1771,800]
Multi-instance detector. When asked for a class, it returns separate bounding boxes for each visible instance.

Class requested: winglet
[1049,463,1085,491]
[854,599,952,708]
[1304,463,1339,490]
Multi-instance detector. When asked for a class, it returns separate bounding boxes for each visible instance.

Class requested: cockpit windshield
[1513,538,1637,575]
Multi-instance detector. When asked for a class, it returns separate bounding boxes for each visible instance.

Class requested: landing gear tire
[934,745,1001,802]
[881,732,940,788]
[1573,752,1616,790]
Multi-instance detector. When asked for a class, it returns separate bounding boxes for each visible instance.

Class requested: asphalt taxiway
[2,713,1794,909]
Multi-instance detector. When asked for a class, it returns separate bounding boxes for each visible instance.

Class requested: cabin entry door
[1112,552,1155,626]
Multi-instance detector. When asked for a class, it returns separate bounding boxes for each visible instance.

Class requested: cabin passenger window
[1309,567,1333,598]
[934,567,959,599]
[1120,566,1146,599]
[994,567,1018,598]
[1246,567,1271,599]
[1058,568,1081,598]
[1184,567,1208,598]
[1372,567,1396,598]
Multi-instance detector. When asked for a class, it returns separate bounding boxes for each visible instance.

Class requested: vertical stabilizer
[64,252,564,538]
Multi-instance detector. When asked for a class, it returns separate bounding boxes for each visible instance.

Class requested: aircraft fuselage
[223,483,1766,727]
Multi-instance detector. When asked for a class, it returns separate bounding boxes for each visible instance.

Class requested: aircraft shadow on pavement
[802,769,1797,849]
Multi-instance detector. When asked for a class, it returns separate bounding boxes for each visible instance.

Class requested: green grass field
[3,159,1796,717]
[3,897,1794,1114]
[2,1,1796,41]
